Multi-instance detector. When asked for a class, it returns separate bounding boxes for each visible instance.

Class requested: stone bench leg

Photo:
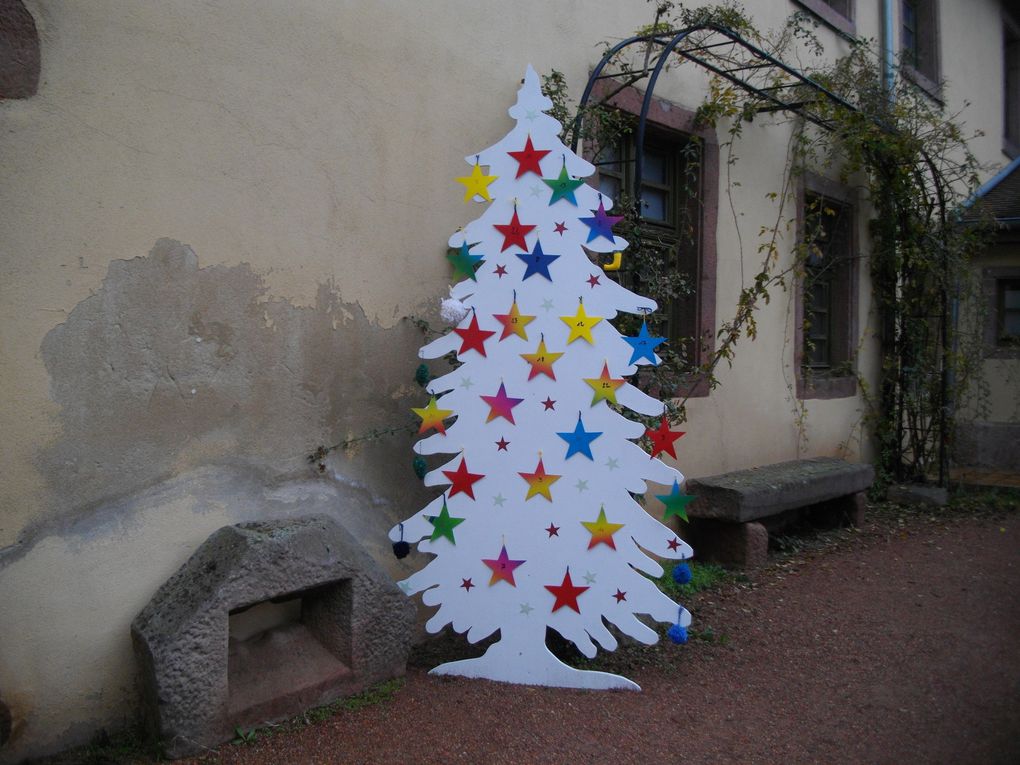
[688,518,768,569]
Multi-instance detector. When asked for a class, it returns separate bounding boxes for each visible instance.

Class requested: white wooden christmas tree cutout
[391,65,693,691]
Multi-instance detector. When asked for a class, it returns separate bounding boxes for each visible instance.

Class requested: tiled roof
[965,156,1020,224]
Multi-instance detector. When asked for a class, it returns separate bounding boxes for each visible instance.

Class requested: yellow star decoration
[581,506,625,549]
[560,303,603,345]
[411,396,455,435]
[455,163,498,203]
[584,362,626,406]
[520,338,565,380]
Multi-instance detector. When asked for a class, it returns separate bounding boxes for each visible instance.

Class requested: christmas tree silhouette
[390,66,693,690]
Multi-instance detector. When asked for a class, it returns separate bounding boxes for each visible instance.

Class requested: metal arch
[571,23,860,199]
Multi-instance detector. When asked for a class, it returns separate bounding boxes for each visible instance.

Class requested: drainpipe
[882,0,896,98]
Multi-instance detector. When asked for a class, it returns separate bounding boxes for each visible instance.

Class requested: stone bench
[684,457,874,568]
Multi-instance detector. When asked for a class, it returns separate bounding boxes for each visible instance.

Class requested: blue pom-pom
[667,624,688,644]
[672,562,692,585]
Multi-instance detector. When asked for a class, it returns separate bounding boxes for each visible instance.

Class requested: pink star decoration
[482,545,526,586]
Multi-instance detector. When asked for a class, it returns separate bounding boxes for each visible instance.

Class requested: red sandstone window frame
[795,174,860,400]
[587,80,720,398]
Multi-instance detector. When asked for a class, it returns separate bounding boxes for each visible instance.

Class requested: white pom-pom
[440,297,470,325]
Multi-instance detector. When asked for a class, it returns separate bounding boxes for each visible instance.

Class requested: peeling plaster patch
[16,238,430,560]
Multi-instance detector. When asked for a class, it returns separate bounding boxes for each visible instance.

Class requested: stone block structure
[131,515,415,759]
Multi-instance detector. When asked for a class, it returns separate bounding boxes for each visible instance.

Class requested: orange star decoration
[493,300,535,341]
[560,303,603,345]
[518,456,561,501]
[581,506,625,549]
[411,396,454,435]
[455,162,497,203]
[646,416,685,459]
[520,338,564,380]
[584,362,625,406]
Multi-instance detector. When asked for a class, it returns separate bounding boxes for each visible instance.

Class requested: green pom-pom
[412,456,427,479]
[414,364,431,388]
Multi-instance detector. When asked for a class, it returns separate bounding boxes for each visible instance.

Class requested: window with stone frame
[793,0,856,38]
[1004,10,1020,157]
[596,129,703,366]
[587,82,719,397]
[901,0,940,93]
[997,278,1020,346]
[797,185,859,399]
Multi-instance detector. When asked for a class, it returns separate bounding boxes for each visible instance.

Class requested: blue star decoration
[656,480,697,522]
[556,413,603,460]
[623,320,667,365]
[515,240,559,281]
[580,199,624,243]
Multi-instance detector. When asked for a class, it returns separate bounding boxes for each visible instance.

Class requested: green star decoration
[446,242,485,281]
[656,480,697,522]
[427,501,465,543]
[543,165,585,206]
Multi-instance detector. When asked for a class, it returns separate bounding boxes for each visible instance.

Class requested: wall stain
[14,238,432,559]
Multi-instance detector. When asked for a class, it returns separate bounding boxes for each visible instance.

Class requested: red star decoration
[586,274,601,288]
[545,523,560,537]
[494,209,536,252]
[453,313,496,357]
[646,416,685,459]
[667,537,682,551]
[460,578,474,591]
[541,397,556,411]
[554,221,568,234]
[613,589,627,603]
[545,570,589,613]
[442,457,485,500]
[495,437,510,451]
[508,135,550,178]
[494,264,508,278]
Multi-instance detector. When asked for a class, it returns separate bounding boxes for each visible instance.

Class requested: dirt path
[185,508,1020,765]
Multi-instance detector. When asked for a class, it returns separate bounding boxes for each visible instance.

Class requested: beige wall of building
[0,0,1012,759]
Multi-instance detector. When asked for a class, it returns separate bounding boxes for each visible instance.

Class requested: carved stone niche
[131,515,415,759]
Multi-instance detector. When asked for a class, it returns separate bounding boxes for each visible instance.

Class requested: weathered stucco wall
[0,0,1011,759]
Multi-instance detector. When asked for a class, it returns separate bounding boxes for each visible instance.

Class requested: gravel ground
[168,503,1020,765]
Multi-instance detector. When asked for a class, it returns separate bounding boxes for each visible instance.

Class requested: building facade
[0,0,1015,759]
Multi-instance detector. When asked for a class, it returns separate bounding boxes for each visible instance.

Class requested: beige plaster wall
[0,0,1010,759]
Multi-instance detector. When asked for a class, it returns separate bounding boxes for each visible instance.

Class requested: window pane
[599,176,621,201]
[1004,287,1020,310]
[1005,311,1020,336]
[599,143,622,173]
[640,188,668,222]
[643,149,669,184]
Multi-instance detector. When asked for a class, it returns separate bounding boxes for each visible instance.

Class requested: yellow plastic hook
[604,252,623,271]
